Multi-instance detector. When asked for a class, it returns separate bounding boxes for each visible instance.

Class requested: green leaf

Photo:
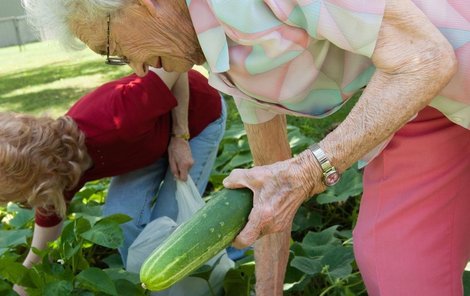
[80,220,123,249]
[209,173,229,187]
[43,280,73,295]
[62,241,81,261]
[0,278,11,291]
[103,268,140,285]
[222,152,253,171]
[316,168,363,204]
[102,254,124,269]
[301,226,341,256]
[290,256,322,276]
[0,229,32,248]
[5,203,34,229]
[223,262,255,296]
[284,252,308,291]
[287,126,311,153]
[463,270,470,295]
[0,258,32,287]
[76,267,117,296]
[190,264,213,282]
[292,206,322,232]
[290,242,307,257]
[59,220,89,261]
[191,254,224,282]
[320,246,355,279]
[222,125,246,140]
[113,279,146,296]
[98,214,132,225]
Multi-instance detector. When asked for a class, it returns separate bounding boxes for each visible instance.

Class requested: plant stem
[319,284,337,296]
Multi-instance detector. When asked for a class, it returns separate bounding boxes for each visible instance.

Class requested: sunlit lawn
[0,41,133,117]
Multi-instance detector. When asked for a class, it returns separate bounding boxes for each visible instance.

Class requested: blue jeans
[103,98,227,264]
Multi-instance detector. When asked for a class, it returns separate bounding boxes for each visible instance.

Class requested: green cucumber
[140,188,253,291]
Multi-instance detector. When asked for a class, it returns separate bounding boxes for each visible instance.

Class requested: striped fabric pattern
[187,0,470,128]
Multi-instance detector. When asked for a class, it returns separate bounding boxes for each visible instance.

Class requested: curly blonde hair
[0,112,91,217]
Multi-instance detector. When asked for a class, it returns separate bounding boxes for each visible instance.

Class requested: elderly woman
[24,0,469,295]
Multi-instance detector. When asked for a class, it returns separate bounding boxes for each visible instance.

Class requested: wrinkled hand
[168,137,194,181]
[223,150,325,249]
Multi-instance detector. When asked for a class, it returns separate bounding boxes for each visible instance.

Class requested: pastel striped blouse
[186,0,470,129]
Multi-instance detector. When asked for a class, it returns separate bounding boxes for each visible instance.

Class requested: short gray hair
[22,0,128,49]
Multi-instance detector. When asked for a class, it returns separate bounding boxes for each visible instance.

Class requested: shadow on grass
[0,60,131,94]
[0,59,132,114]
[0,87,85,114]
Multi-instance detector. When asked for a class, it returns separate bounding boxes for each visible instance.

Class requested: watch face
[324,171,341,186]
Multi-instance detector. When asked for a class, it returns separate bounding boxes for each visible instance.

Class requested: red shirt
[35,70,221,226]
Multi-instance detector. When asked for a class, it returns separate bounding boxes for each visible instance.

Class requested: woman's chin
[162,60,193,73]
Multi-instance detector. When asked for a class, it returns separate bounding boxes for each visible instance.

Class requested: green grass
[0,41,133,117]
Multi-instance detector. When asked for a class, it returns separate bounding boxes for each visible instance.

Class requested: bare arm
[168,72,193,181]
[23,222,63,268]
[13,222,63,295]
[148,68,193,181]
[320,0,457,172]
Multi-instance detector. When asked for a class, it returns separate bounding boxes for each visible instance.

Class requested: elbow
[426,40,458,88]
[438,43,458,85]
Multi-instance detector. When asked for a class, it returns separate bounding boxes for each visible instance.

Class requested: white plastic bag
[126,216,178,273]
[127,176,234,296]
[175,176,205,224]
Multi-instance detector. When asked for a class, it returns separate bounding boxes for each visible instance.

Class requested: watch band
[171,132,190,141]
[308,143,341,186]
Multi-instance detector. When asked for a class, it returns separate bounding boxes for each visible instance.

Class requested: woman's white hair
[22,0,129,49]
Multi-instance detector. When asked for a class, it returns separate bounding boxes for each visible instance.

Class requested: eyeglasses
[105,14,129,66]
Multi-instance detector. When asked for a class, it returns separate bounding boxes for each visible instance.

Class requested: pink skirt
[353,106,470,296]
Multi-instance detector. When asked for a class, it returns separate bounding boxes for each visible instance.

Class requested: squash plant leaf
[5,203,34,229]
[99,213,132,225]
[292,206,322,232]
[80,220,123,249]
[316,168,362,204]
[104,268,140,285]
[113,278,147,296]
[0,229,32,248]
[76,267,118,296]
[290,256,323,276]
[300,226,341,256]
[223,261,255,296]
[320,246,355,279]
[43,280,73,295]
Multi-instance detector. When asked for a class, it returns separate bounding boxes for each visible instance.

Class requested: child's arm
[149,68,193,181]
[14,222,63,295]
[168,72,193,181]
[23,222,63,268]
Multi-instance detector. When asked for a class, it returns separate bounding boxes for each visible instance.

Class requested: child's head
[0,112,91,217]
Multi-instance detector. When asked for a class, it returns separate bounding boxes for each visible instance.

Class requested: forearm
[148,66,189,135]
[319,0,457,174]
[24,222,63,268]
[170,72,190,137]
[245,115,292,296]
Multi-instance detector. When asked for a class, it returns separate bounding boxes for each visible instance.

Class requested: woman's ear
[137,0,157,17]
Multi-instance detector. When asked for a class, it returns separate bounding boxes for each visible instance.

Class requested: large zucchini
[140,188,253,291]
